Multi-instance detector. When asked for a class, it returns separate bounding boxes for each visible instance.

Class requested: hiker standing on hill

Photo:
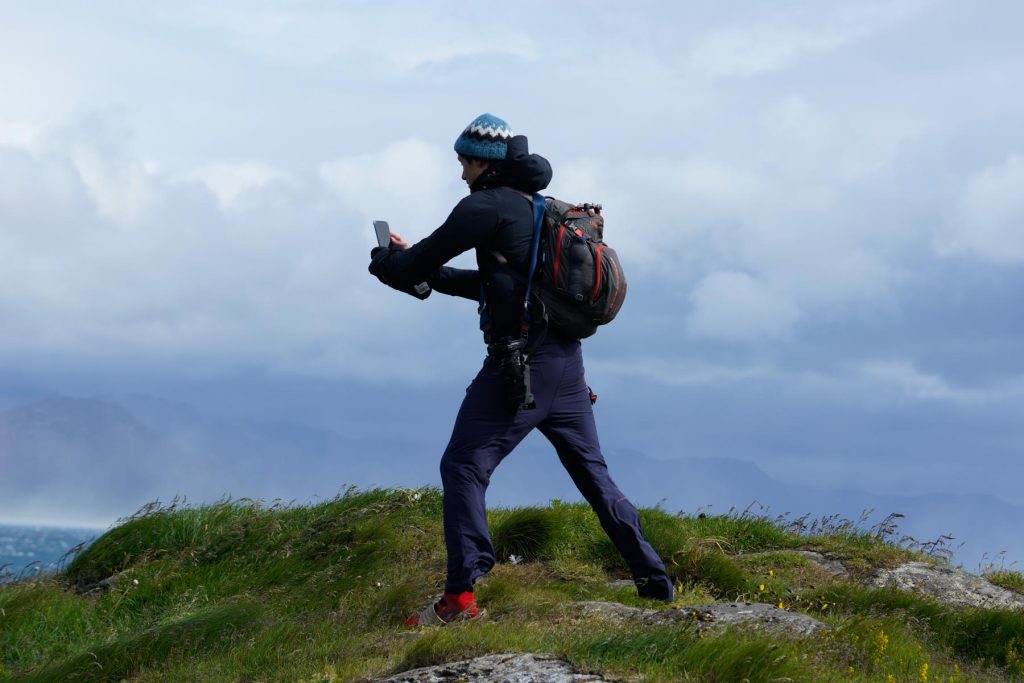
[368,114,674,625]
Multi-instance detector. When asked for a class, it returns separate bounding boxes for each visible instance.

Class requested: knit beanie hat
[453,113,513,160]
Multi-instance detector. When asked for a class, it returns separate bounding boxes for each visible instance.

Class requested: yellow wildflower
[768,569,774,576]
[874,630,890,655]
[758,584,765,592]
[919,661,929,682]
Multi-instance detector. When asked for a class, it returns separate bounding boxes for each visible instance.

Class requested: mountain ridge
[1,393,1021,570]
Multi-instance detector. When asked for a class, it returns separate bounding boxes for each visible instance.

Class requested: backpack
[482,193,628,341]
[530,197,627,339]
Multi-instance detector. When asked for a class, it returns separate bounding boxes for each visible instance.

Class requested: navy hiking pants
[439,334,674,600]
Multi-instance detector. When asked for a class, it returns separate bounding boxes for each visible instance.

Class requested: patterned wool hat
[453,113,513,160]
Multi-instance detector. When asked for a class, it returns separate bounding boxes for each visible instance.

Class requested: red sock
[439,590,475,612]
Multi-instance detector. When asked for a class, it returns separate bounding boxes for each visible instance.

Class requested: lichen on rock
[377,652,614,682]
[574,599,827,636]
[870,561,1024,610]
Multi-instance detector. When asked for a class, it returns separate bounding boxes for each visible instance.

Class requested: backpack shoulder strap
[522,193,545,317]
[478,189,547,336]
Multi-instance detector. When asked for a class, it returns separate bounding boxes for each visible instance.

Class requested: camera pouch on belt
[488,337,535,413]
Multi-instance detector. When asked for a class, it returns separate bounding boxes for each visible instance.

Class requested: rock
[789,551,851,579]
[870,561,1024,610]
[575,600,826,636]
[738,550,850,579]
[663,602,826,637]
[97,572,125,589]
[575,600,645,622]
[377,652,614,682]
[75,571,126,596]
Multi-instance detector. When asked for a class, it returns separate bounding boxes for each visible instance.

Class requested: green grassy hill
[2,487,1023,682]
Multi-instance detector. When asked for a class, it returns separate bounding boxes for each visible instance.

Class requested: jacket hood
[471,135,552,194]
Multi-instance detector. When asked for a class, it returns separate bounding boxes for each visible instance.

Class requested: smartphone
[372,219,431,298]
[373,220,392,248]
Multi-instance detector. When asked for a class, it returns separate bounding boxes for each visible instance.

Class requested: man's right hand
[369,246,392,280]
[368,244,431,300]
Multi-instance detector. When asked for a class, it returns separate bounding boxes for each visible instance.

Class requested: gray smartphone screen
[373,220,391,248]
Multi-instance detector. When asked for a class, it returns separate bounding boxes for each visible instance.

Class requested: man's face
[458,155,489,188]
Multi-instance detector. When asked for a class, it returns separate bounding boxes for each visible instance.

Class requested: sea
[0,522,106,582]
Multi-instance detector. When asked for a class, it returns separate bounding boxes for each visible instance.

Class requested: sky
[1,2,1023,561]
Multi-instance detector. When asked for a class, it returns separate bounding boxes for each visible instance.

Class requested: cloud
[0,1,1020,391]
[553,155,772,272]
[0,119,41,148]
[189,161,291,209]
[185,4,539,72]
[860,361,1024,403]
[556,125,902,344]
[685,1,927,79]
[0,117,474,379]
[686,271,800,341]
[862,361,977,401]
[586,355,777,386]
[319,138,459,235]
[938,155,1024,264]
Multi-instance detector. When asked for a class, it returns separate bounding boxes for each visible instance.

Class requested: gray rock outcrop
[737,549,851,579]
[870,561,1024,610]
[377,653,615,682]
[575,600,826,636]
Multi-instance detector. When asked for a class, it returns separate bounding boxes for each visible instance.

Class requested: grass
[1,487,1022,682]
[987,570,1024,596]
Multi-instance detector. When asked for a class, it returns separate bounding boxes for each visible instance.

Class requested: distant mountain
[0,394,436,524]
[0,397,173,520]
[485,444,1024,571]
[0,376,44,411]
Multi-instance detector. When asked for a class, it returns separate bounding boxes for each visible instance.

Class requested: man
[368,113,674,626]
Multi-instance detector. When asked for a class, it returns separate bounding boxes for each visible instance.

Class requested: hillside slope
[2,488,1023,682]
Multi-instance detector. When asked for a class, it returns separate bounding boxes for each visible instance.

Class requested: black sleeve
[428,266,480,301]
[375,194,497,291]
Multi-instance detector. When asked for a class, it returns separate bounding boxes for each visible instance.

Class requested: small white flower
[132,579,139,585]
[508,554,521,565]
[375,581,382,588]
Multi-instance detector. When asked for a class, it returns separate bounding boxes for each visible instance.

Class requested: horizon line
[0,517,113,530]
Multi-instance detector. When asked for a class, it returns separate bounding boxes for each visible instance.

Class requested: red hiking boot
[403,591,484,627]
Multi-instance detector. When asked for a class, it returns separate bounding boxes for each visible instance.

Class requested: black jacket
[369,135,553,341]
